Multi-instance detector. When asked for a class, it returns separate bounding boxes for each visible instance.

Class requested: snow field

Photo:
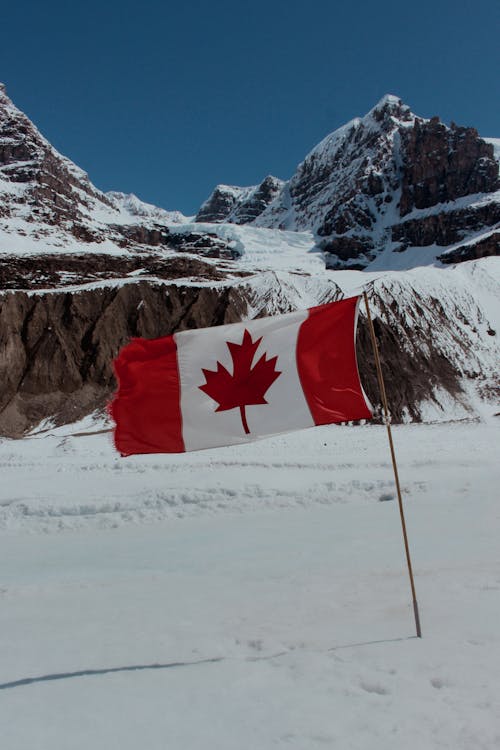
[0,420,499,749]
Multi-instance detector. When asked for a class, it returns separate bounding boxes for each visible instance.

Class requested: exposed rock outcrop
[399,119,498,215]
[231,177,285,224]
[106,224,236,257]
[195,185,252,223]
[392,202,500,250]
[0,253,239,291]
[438,233,500,264]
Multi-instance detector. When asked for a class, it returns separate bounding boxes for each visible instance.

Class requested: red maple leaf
[199,329,281,434]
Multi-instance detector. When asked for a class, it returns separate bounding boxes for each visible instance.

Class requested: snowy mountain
[106,191,187,225]
[199,95,500,270]
[0,84,499,435]
[195,176,285,224]
[0,83,197,258]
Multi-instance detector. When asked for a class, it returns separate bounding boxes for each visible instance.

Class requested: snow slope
[0,419,499,749]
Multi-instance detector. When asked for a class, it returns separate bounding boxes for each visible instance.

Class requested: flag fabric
[111,295,372,455]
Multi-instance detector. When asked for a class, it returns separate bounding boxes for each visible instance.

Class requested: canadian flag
[111,295,372,455]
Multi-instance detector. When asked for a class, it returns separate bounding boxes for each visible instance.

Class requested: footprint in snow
[430,677,452,690]
[360,681,391,695]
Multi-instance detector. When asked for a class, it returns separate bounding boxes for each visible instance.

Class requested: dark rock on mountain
[392,202,500,250]
[438,232,500,264]
[357,292,462,423]
[231,176,284,224]
[0,253,242,292]
[323,237,374,270]
[399,119,498,216]
[107,224,235,258]
[166,230,238,258]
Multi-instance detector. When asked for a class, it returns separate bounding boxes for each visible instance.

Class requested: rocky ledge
[0,253,250,292]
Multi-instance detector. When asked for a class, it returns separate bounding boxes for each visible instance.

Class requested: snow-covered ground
[1,418,499,749]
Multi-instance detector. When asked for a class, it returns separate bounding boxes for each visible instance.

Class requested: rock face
[231,177,285,224]
[438,232,500,264]
[195,185,251,223]
[0,281,249,436]
[0,253,237,292]
[196,96,500,269]
[399,119,498,215]
[392,203,500,250]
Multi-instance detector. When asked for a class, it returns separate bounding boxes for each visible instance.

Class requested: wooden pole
[362,291,422,638]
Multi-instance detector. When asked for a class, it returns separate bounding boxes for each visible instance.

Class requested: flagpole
[362,291,422,638]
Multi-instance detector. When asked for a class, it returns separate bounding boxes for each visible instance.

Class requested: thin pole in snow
[362,290,422,638]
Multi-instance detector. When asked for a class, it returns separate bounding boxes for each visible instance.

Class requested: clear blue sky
[1,0,499,215]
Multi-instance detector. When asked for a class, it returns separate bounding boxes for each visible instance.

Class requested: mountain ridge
[1,84,498,270]
[198,94,499,269]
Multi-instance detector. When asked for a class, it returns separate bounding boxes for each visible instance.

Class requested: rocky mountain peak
[195,175,284,224]
[196,184,251,223]
[368,93,414,124]
[0,82,119,243]
[202,95,499,269]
